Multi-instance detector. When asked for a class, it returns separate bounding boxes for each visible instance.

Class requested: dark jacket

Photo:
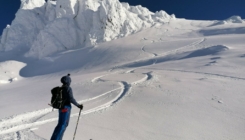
[61,75,80,107]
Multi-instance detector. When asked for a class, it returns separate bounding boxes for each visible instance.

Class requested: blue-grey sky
[0,0,244,34]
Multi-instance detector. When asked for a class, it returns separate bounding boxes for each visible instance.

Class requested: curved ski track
[0,38,209,139]
[0,70,154,138]
[111,38,206,71]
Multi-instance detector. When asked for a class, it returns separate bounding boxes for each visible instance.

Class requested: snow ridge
[211,16,245,26]
[0,0,175,58]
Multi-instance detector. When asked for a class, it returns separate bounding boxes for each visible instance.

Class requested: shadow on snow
[121,45,229,68]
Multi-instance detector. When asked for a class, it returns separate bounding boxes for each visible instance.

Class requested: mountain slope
[0,0,175,58]
[0,0,245,140]
[0,17,245,139]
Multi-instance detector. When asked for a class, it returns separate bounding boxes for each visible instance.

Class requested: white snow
[20,0,45,10]
[210,15,245,26]
[1,0,175,58]
[0,61,26,84]
[0,0,245,140]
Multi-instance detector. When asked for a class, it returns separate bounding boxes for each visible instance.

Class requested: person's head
[61,74,71,86]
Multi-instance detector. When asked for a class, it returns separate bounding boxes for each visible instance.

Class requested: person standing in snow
[51,74,83,140]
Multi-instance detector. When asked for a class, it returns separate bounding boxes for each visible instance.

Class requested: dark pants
[51,105,71,140]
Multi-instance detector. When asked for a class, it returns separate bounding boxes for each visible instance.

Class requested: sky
[0,0,244,34]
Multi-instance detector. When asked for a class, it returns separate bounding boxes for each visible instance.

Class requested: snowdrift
[0,60,26,84]
[210,16,245,26]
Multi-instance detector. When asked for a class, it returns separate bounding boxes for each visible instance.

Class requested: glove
[78,104,83,110]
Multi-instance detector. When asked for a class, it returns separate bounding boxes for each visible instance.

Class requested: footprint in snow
[212,96,223,104]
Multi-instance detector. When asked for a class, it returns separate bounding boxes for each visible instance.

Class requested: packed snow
[0,0,245,140]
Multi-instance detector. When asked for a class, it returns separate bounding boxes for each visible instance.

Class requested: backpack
[50,86,66,109]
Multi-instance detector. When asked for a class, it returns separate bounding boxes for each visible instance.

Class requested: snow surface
[0,0,175,58]
[210,16,245,26]
[0,61,26,84]
[0,0,245,140]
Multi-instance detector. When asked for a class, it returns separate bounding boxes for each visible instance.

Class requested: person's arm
[67,88,81,107]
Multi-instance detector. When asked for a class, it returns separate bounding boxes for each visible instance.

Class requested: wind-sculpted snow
[0,0,175,58]
[0,3,47,51]
[199,27,245,36]
[20,0,46,10]
[210,16,245,26]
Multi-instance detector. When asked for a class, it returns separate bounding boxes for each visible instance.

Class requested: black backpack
[50,86,66,109]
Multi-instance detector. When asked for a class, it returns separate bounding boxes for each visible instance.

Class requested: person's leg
[50,105,71,140]
[59,106,71,139]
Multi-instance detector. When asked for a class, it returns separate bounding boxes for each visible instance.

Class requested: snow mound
[0,0,175,58]
[224,16,244,23]
[0,61,26,84]
[20,0,45,10]
[184,45,229,58]
[210,16,244,26]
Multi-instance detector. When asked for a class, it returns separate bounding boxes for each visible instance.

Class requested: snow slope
[0,61,26,84]
[0,0,175,58]
[0,1,245,140]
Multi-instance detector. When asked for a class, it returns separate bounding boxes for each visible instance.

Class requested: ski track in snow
[1,34,241,139]
[0,37,214,139]
[141,45,158,57]
[111,38,206,71]
[0,70,154,138]
[163,69,245,81]
[141,38,205,58]
[158,38,206,56]
[132,72,153,85]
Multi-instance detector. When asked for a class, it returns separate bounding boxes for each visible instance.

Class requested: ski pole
[73,109,82,140]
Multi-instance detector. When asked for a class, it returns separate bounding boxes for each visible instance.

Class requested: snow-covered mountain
[0,0,175,58]
[0,0,245,140]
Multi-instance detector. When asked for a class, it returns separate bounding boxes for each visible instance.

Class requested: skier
[51,74,83,140]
